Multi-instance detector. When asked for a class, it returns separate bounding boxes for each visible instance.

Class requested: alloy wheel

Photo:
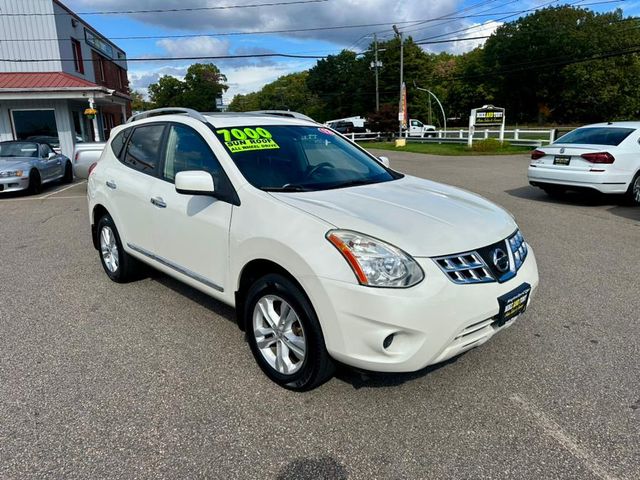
[253,295,306,375]
[100,226,119,273]
[634,176,640,204]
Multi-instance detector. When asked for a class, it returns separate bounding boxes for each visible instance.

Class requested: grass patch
[360,141,532,156]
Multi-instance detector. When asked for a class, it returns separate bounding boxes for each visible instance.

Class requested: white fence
[349,128,556,146]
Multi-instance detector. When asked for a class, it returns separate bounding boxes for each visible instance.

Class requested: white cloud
[67,0,468,45]
[156,36,230,57]
[443,20,503,55]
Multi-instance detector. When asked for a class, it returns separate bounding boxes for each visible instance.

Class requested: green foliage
[130,90,153,112]
[148,63,228,111]
[469,138,504,152]
[228,72,323,118]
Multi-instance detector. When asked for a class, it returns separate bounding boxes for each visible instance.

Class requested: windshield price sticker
[217,128,280,153]
[318,127,334,135]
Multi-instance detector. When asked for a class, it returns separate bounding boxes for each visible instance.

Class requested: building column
[120,104,127,124]
[89,98,100,141]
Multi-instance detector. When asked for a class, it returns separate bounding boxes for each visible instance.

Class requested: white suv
[88,108,539,390]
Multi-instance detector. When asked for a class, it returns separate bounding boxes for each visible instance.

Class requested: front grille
[434,230,529,285]
[434,252,494,284]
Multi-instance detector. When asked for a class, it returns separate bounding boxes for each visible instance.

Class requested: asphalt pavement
[0,152,638,479]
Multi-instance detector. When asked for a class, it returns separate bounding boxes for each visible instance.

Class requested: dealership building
[0,0,131,157]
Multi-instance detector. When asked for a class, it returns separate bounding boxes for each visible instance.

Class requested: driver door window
[40,144,53,158]
[163,124,223,184]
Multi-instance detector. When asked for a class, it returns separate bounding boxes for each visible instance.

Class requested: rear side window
[163,124,223,182]
[556,127,634,146]
[122,124,165,174]
[110,128,132,158]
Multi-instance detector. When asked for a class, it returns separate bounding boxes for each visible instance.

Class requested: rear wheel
[245,273,334,391]
[625,172,640,206]
[62,161,73,183]
[27,170,41,194]
[96,214,139,283]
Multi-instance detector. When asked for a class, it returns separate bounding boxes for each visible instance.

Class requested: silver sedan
[0,141,73,194]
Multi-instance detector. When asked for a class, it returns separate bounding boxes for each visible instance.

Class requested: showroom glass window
[12,110,58,141]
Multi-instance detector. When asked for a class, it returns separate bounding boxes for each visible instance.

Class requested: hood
[0,158,33,170]
[271,175,517,257]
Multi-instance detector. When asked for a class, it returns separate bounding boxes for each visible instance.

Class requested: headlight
[326,230,424,288]
[0,170,23,178]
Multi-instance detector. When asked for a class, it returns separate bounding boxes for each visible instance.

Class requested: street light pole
[413,82,447,136]
[374,33,380,112]
[393,25,404,140]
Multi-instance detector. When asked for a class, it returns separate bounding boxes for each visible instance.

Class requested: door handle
[150,196,167,208]
[106,180,117,189]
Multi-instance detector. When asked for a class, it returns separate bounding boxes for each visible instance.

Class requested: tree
[228,72,324,119]
[307,50,371,121]
[147,63,228,111]
[482,6,640,123]
[130,90,153,112]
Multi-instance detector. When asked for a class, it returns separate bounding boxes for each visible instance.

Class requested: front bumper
[0,175,30,193]
[528,165,630,194]
[304,247,539,372]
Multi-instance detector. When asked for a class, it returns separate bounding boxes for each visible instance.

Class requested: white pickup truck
[407,119,436,137]
[73,142,105,179]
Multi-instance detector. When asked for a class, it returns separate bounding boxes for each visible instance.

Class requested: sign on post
[468,105,505,147]
[398,82,408,129]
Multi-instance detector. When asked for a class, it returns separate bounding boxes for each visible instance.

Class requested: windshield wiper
[325,179,377,190]
[262,184,309,192]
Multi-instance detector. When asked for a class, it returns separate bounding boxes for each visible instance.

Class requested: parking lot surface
[0,153,638,479]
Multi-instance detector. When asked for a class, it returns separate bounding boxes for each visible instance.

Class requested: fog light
[383,334,395,349]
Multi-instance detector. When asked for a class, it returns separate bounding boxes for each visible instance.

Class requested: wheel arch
[91,204,111,250]
[234,259,311,332]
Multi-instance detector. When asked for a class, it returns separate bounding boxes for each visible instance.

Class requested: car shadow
[147,268,238,325]
[334,354,463,389]
[506,185,637,208]
[0,179,71,199]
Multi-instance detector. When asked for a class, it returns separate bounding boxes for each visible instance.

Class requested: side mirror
[378,156,390,167]
[175,170,215,196]
[47,152,56,159]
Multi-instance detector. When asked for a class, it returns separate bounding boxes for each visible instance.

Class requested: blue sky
[61,0,639,102]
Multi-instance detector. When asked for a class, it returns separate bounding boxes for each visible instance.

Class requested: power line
[413,0,588,44]
[438,43,640,81]
[346,0,504,52]
[0,0,329,16]
[0,53,328,62]
[0,10,572,42]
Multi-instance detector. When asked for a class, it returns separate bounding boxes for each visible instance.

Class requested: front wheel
[62,161,73,183]
[625,172,640,206]
[245,274,334,391]
[96,214,140,283]
[28,170,41,194]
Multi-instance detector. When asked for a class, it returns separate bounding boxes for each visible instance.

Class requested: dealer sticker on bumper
[496,282,531,326]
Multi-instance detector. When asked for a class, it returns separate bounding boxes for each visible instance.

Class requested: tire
[245,273,335,391]
[62,161,73,184]
[541,185,566,198]
[96,214,140,283]
[624,172,640,206]
[27,170,41,194]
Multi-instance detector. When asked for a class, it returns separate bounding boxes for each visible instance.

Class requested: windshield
[214,125,400,192]
[0,142,39,158]
[555,127,634,146]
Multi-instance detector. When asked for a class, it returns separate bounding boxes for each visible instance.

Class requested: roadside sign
[398,82,407,128]
[468,105,505,147]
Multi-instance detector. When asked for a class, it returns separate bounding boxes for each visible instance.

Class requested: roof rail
[127,107,209,124]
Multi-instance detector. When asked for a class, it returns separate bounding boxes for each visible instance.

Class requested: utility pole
[393,25,404,140]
